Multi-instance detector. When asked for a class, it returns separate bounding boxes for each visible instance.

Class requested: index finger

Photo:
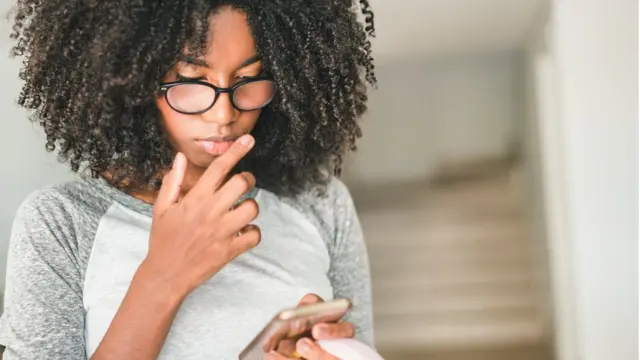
[190,134,255,197]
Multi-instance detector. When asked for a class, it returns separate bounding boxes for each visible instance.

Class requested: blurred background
[341,1,637,359]
[0,1,636,360]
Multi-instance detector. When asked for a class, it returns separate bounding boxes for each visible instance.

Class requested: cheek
[157,95,262,138]
[157,97,189,140]
[238,109,262,131]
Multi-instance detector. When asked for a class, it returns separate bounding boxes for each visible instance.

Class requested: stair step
[374,300,536,324]
[350,174,545,350]
[361,219,528,247]
[366,228,531,249]
[370,262,535,283]
[374,319,546,350]
[373,277,536,300]
[350,172,525,213]
[371,267,535,288]
[372,292,537,315]
[369,245,533,270]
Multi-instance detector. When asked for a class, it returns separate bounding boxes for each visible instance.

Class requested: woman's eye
[176,74,205,81]
[237,69,263,80]
[236,74,260,82]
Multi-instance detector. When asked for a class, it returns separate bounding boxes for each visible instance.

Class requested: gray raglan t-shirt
[0,174,373,360]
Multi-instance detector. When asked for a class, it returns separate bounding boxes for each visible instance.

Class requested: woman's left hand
[301,293,355,341]
[267,337,339,360]
[270,293,354,359]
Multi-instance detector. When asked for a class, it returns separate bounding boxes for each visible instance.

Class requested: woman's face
[157,8,265,170]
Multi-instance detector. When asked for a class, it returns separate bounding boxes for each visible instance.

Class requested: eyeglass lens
[166,80,275,113]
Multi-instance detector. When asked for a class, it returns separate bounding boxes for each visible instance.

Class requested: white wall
[0,7,74,288]
[553,0,638,358]
[530,0,638,359]
[523,12,578,359]
[345,52,521,185]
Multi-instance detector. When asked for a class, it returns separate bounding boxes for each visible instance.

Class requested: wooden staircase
[352,167,547,352]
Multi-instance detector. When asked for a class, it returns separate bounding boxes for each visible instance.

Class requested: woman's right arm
[0,136,259,360]
[0,189,88,360]
[88,263,187,360]
[91,136,260,360]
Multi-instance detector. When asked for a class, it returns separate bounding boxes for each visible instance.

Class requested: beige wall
[345,52,521,186]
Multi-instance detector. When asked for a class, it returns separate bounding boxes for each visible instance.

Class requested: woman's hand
[267,338,340,360]
[299,294,355,341]
[272,294,355,359]
[138,134,261,300]
[93,135,260,360]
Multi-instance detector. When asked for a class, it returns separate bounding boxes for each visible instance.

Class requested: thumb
[154,152,187,217]
[296,338,338,360]
[298,293,324,307]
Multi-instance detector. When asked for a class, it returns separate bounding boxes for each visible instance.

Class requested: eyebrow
[179,55,210,68]
[238,54,262,70]
[178,54,262,70]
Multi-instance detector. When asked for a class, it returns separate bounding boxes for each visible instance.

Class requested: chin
[186,151,218,170]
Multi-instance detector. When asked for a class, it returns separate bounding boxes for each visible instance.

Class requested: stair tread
[372,292,538,315]
[371,268,535,287]
[373,320,546,349]
[350,175,544,349]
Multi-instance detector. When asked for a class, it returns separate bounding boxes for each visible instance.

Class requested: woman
[0,0,376,359]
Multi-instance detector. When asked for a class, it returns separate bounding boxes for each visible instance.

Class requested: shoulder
[0,183,97,358]
[295,177,355,214]
[15,178,110,225]
[12,177,113,255]
[279,177,359,252]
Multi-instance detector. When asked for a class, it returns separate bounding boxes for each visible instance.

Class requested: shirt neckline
[80,173,259,218]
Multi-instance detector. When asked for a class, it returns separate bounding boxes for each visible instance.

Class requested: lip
[199,135,238,142]
[195,136,239,156]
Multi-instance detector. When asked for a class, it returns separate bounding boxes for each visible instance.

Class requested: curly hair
[9,0,376,197]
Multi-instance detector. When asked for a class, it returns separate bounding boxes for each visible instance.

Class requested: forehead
[199,8,257,67]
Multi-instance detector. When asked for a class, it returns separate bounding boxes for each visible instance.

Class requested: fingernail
[239,135,254,146]
[296,338,312,355]
[172,153,181,168]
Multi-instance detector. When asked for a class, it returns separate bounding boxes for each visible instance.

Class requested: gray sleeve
[327,180,375,347]
[0,189,87,360]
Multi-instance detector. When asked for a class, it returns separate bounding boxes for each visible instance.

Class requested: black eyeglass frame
[159,76,277,115]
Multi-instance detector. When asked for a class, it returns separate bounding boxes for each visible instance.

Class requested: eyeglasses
[159,76,277,115]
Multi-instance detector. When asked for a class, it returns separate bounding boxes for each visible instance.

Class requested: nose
[200,91,239,126]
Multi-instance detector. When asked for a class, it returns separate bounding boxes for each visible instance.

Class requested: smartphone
[239,298,352,360]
